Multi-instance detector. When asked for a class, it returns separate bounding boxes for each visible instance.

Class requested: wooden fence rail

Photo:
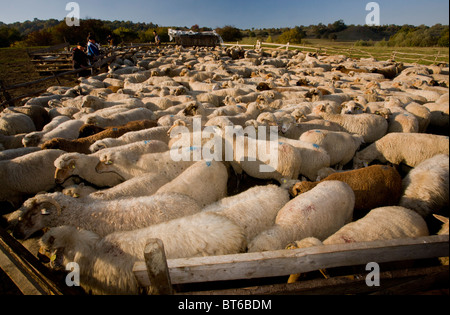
[133,235,449,294]
[221,40,449,65]
[0,45,140,109]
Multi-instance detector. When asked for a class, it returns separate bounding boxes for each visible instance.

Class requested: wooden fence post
[144,239,173,295]
[0,80,12,108]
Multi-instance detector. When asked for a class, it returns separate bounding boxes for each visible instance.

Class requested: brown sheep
[291,165,403,214]
[78,124,106,138]
[40,120,158,154]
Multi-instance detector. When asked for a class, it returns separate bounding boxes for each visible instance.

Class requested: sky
[0,0,449,29]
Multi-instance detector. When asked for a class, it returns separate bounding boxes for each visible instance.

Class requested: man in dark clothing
[153,30,161,46]
[87,37,100,62]
[72,43,90,77]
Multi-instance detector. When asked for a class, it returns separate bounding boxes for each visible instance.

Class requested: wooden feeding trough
[168,29,223,47]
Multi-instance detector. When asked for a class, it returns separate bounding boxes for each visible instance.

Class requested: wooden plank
[31,59,71,63]
[27,43,69,56]
[0,245,43,295]
[0,227,61,295]
[178,265,449,295]
[35,64,73,68]
[144,239,174,295]
[133,235,448,287]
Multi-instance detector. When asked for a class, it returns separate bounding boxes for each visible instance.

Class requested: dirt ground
[0,47,79,106]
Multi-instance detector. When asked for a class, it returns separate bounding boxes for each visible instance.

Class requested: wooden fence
[133,235,449,295]
[222,40,449,65]
[0,44,145,109]
[27,43,73,74]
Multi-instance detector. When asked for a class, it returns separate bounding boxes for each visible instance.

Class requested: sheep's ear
[47,235,55,246]
[433,214,449,224]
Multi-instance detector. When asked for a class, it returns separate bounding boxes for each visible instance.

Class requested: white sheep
[24,94,62,107]
[353,133,449,168]
[55,140,169,186]
[54,152,125,188]
[82,108,155,128]
[293,206,429,247]
[0,133,26,150]
[203,184,290,242]
[399,154,449,218]
[0,147,41,161]
[87,173,170,200]
[0,149,66,207]
[12,191,202,239]
[313,104,388,143]
[62,182,98,199]
[22,119,85,147]
[423,102,449,129]
[227,133,303,183]
[386,107,420,134]
[299,129,364,169]
[89,126,171,152]
[248,180,355,252]
[404,102,432,133]
[95,147,196,181]
[277,118,344,140]
[0,112,36,136]
[155,160,228,208]
[276,136,331,181]
[39,211,246,294]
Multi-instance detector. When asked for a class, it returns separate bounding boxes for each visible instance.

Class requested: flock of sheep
[0,43,449,295]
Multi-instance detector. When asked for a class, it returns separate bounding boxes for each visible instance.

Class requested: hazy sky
[0,0,448,28]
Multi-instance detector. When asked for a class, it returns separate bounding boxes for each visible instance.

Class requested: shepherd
[153,30,161,46]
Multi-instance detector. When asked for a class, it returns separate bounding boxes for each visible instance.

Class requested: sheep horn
[32,195,62,216]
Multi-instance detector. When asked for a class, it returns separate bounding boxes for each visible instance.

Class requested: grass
[230,37,449,65]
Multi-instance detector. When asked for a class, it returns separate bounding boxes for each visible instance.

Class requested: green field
[231,38,449,65]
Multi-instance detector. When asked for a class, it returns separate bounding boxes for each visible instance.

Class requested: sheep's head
[256,82,271,91]
[54,153,80,184]
[339,101,365,115]
[290,181,318,197]
[96,150,121,173]
[85,116,99,126]
[277,116,296,135]
[256,113,277,127]
[352,153,369,169]
[22,131,42,147]
[39,226,100,270]
[40,138,66,150]
[374,108,392,120]
[12,195,61,240]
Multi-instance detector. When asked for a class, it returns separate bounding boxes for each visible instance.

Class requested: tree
[24,29,54,46]
[277,27,305,44]
[0,26,22,47]
[329,20,347,33]
[113,27,138,43]
[215,25,242,42]
[438,28,449,47]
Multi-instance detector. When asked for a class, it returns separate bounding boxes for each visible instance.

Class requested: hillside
[334,25,396,41]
